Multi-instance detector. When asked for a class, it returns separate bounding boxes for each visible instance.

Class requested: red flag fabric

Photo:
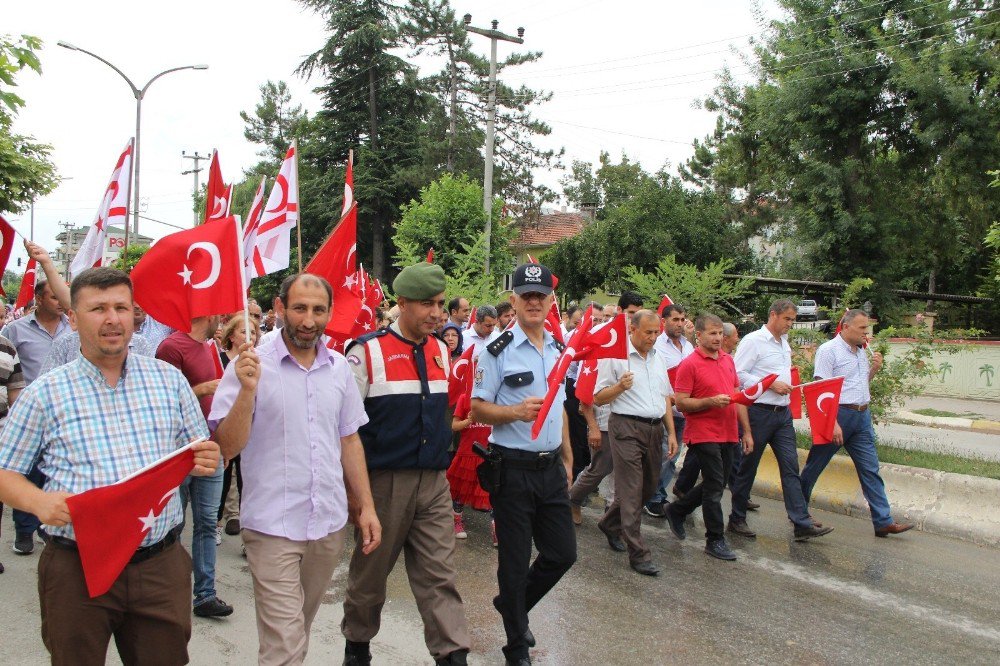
[0,215,16,297]
[242,175,268,283]
[576,313,628,361]
[65,442,197,598]
[204,150,231,223]
[789,367,803,418]
[544,301,564,345]
[667,365,679,388]
[803,376,845,444]
[426,248,434,263]
[14,258,37,311]
[531,313,598,438]
[208,341,224,380]
[575,358,599,403]
[252,144,299,274]
[730,373,779,406]
[71,139,134,278]
[656,294,674,317]
[304,202,362,337]
[131,217,245,333]
[449,345,476,406]
[466,304,476,331]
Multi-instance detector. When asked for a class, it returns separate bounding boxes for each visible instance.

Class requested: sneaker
[453,513,467,539]
[193,596,234,618]
[490,520,498,547]
[13,532,34,555]
[664,504,686,540]
[224,518,241,535]
[215,526,223,546]
[643,501,666,518]
[705,538,737,561]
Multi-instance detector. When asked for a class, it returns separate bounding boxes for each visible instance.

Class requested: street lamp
[57,40,207,245]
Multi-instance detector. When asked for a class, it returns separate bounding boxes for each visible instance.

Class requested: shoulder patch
[554,339,566,353]
[346,329,388,354]
[487,330,514,357]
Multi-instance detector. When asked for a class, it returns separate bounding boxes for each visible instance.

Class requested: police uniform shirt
[472,323,564,452]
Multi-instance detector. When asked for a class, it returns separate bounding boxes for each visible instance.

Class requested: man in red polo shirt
[663,314,752,561]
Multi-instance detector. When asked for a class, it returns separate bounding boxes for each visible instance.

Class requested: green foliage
[623,255,754,319]
[0,34,57,214]
[400,233,501,306]
[111,245,148,273]
[2,268,21,301]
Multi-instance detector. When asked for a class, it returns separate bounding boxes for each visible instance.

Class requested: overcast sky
[5,0,782,268]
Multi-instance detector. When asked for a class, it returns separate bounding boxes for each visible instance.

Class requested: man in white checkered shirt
[0,267,221,665]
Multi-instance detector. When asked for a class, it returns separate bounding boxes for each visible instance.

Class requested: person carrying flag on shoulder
[0,267,220,665]
[799,309,913,538]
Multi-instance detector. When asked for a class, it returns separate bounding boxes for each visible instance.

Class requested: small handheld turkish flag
[14,258,37,311]
[730,373,778,406]
[543,301,564,345]
[66,441,198,598]
[0,215,17,298]
[449,345,476,406]
[803,376,845,444]
[577,313,628,361]
[789,367,803,418]
[131,216,245,332]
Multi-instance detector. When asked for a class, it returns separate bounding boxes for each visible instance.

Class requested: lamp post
[57,41,207,247]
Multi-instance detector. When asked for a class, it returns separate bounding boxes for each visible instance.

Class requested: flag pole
[233,215,251,344]
[293,139,302,273]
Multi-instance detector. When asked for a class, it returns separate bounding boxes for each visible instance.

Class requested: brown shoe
[571,504,582,526]
[727,520,757,539]
[875,522,914,537]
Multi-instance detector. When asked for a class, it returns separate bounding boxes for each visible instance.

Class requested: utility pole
[464,15,524,275]
[182,150,209,226]
[58,220,75,281]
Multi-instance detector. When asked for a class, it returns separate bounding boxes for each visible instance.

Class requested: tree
[240,81,309,167]
[624,255,754,319]
[0,34,58,214]
[111,245,148,273]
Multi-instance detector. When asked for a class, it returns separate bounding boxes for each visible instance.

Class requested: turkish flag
[531,312,597,438]
[203,150,231,223]
[426,247,434,263]
[449,345,476,406]
[544,301,564,345]
[14,258,37,311]
[252,144,299,275]
[656,294,674,317]
[575,358,599,404]
[305,203,362,338]
[730,373,778,406]
[789,367,803,418]
[0,215,16,297]
[66,441,198,598]
[132,216,245,333]
[466,303,477,331]
[71,139,134,278]
[803,376,845,445]
[242,175,268,283]
[577,313,628,361]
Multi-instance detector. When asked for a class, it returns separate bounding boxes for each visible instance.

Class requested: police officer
[471,263,576,666]
[341,260,470,666]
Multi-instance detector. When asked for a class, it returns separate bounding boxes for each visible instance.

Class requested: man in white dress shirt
[461,305,498,359]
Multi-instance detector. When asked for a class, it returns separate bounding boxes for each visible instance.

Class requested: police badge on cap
[511,263,555,295]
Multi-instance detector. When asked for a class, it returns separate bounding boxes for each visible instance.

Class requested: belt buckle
[537,450,552,458]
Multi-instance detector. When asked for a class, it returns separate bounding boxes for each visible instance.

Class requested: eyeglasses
[517,292,548,302]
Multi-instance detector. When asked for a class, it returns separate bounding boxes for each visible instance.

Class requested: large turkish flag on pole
[203,150,231,223]
[803,376,845,445]
[131,216,246,332]
[0,215,16,298]
[66,441,198,598]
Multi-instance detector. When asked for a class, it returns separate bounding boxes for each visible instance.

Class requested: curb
[894,410,1000,434]
[751,448,1000,548]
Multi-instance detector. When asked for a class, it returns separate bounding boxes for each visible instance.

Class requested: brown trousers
[38,540,192,666]
[341,469,470,660]
[569,431,613,506]
[598,414,664,564]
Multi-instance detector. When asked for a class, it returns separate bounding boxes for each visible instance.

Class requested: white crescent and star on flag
[817,391,835,414]
[178,242,222,289]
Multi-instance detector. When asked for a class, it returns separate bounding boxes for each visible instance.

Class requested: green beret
[392,261,446,299]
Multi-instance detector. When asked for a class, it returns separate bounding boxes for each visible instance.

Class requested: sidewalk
[894,396,1000,435]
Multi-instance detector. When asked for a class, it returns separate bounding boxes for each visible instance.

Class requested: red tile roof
[513,212,587,248]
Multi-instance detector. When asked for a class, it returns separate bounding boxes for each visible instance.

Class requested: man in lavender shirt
[210,274,382,666]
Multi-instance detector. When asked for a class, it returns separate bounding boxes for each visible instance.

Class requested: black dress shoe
[224,518,241,535]
[793,524,833,541]
[631,560,660,576]
[664,504,686,540]
[726,520,757,539]
[599,525,626,552]
[436,649,469,665]
[705,538,737,561]
[493,596,536,647]
[193,596,234,618]
[506,657,531,666]
[344,640,372,666]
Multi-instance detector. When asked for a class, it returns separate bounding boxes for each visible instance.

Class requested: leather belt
[840,403,869,412]
[614,413,663,426]
[43,525,181,564]
[493,445,561,470]
[750,403,788,413]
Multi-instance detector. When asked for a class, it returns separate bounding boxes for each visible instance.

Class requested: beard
[284,326,319,350]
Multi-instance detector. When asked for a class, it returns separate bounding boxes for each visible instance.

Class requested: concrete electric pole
[58,220,75,281]
[182,150,209,226]
[464,15,524,275]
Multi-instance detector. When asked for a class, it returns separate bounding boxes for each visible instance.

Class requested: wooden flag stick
[233,214,251,344]
[294,139,302,273]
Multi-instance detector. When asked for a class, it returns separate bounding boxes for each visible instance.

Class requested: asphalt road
[3,491,999,665]
[790,419,1000,462]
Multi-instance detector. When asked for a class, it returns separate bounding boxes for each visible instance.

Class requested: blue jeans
[728,405,811,528]
[801,407,893,529]
[648,415,685,505]
[181,464,223,605]
[13,463,45,535]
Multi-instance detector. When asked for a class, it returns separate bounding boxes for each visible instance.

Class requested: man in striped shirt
[0,267,220,664]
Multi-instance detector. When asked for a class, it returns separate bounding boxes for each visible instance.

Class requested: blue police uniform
[472,322,577,663]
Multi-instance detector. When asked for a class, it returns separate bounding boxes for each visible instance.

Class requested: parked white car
[796,299,818,321]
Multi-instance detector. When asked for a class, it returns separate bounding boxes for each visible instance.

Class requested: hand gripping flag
[71,139,134,278]
[730,373,779,406]
[66,441,198,598]
[131,216,246,332]
[203,150,232,223]
[251,144,298,275]
[242,175,268,283]
[789,366,803,418]
[803,376,845,444]
[0,215,16,297]
[14,258,37,311]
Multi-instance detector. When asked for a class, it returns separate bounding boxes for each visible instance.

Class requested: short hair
[841,309,868,326]
[70,268,133,308]
[603,303,617,312]
[278,273,333,308]
[618,291,644,310]
[722,322,737,337]
[34,278,49,299]
[695,313,724,332]
[565,305,581,319]
[219,310,262,350]
[495,302,513,317]
[661,303,685,318]
[476,304,498,321]
[769,298,797,316]
[630,309,659,329]
[448,297,466,314]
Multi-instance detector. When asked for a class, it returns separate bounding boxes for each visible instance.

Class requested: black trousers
[674,425,744,496]
[563,378,591,479]
[216,455,242,523]
[671,443,736,542]
[491,458,577,661]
